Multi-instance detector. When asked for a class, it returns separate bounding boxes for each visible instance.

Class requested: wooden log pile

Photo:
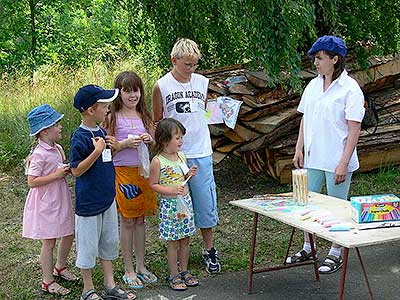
[201,55,400,183]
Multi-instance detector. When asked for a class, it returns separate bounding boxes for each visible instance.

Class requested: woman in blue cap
[287,36,365,274]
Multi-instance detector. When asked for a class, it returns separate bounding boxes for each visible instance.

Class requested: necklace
[171,71,194,103]
[118,111,138,135]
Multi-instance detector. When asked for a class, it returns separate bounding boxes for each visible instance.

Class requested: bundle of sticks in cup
[292,169,309,205]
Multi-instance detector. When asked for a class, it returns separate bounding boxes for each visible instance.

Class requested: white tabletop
[230,192,400,248]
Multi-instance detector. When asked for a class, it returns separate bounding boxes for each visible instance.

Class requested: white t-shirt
[157,72,212,158]
[298,70,365,173]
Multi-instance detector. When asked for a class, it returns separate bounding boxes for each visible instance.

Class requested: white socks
[328,247,341,258]
[303,242,314,253]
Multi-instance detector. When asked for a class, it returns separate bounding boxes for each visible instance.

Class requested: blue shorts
[75,201,119,269]
[307,168,353,200]
[187,156,219,228]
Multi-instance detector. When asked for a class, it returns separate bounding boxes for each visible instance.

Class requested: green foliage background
[1,0,399,77]
[0,0,399,171]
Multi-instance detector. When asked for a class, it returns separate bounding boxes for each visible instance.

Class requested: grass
[1,155,399,299]
[0,58,162,172]
[1,62,400,299]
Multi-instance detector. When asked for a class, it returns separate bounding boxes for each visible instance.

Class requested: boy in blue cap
[287,36,365,274]
[70,85,136,300]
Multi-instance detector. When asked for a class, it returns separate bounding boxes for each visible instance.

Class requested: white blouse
[298,70,365,173]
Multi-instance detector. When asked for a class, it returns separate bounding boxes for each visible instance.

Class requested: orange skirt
[115,166,157,218]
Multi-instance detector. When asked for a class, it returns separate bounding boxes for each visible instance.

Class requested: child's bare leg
[81,268,95,292]
[167,240,180,276]
[120,216,136,277]
[100,259,116,289]
[200,228,213,250]
[55,234,74,270]
[40,239,56,283]
[178,238,190,272]
[134,217,146,273]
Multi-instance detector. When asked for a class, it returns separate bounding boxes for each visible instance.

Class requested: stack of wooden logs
[201,55,400,183]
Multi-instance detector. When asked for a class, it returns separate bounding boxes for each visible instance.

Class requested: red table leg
[308,233,320,282]
[248,212,259,294]
[355,247,373,300]
[339,247,349,300]
[283,227,296,265]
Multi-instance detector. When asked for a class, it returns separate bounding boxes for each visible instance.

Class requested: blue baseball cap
[27,104,64,136]
[307,35,347,58]
[73,84,119,112]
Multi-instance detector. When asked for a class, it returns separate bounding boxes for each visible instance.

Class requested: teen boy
[152,38,221,273]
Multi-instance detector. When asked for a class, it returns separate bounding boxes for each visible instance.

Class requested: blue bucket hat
[27,104,64,136]
[73,84,118,112]
[307,35,347,58]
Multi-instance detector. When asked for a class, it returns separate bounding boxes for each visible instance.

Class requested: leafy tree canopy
[1,0,399,87]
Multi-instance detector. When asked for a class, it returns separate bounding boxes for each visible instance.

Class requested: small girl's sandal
[167,274,187,291]
[41,280,71,296]
[53,266,79,281]
[180,270,199,287]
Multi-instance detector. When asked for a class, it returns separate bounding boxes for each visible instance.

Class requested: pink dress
[22,140,74,239]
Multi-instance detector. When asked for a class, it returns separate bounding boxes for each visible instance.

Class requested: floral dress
[156,152,196,241]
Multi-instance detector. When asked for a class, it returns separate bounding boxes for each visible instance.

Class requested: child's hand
[125,135,142,148]
[140,133,153,144]
[188,165,198,177]
[92,137,106,152]
[105,135,119,151]
[55,165,68,178]
[173,185,185,196]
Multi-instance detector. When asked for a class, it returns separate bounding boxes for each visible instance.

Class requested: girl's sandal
[53,266,79,281]
[41,280,71,296]
[167,274,187,291]
[136,271,158,284]
[180,270,199,287]
[122,274,144,289]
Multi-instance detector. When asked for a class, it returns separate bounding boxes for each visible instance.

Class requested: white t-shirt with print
[298,70,365,173]
[157,72,212,158]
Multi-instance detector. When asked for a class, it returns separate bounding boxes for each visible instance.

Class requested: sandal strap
[42,280,56,292]
[321,255,343,269]
[53,266,78,281]
[54,266,66,275]
[180,270,196,279]
[325,255,342,263]
[168,274,185,284]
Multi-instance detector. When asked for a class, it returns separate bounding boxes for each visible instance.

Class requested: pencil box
[350,194,400,223]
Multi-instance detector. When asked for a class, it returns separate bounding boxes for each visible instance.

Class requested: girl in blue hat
[287,36,365,274]
[23,104,77,295]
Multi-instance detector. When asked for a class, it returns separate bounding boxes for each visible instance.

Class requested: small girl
[104,71,158,289]
[23,104,77,296]
[149,118,198,291]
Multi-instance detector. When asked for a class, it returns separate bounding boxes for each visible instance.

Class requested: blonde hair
[170,38,202,60]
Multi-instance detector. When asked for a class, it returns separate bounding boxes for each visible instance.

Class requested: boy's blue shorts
[187,155,219,228]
